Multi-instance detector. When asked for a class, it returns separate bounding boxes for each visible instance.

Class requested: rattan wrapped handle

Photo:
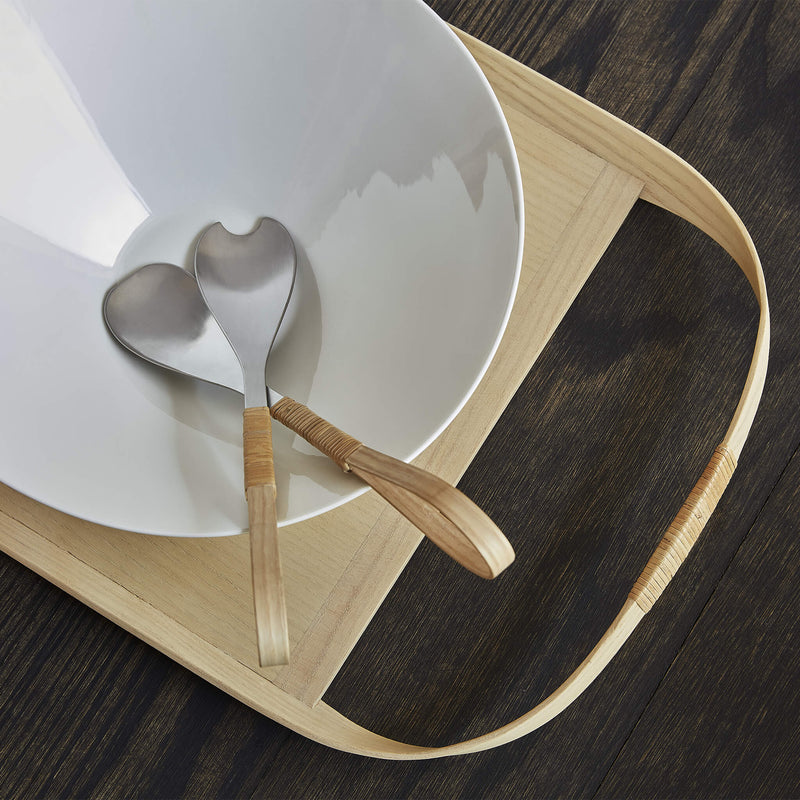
[243,406,289,667]
[271,397,514,578]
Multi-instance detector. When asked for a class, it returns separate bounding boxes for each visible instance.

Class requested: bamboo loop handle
[271,397,515,578]
[347,446,515,579]
[268,49,771,757]
[243,407,289,667]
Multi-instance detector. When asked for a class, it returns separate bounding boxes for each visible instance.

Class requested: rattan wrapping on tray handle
[630,445,737,612]
[269,41,770,758]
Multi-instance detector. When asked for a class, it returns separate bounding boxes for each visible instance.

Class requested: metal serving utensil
[104,257,515,584]
[192,217,294,667]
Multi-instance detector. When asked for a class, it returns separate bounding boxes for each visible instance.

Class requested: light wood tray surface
[0,32,645,715]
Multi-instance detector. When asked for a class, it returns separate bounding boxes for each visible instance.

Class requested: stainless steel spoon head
[103,262,245,394]
[195,217,297,407]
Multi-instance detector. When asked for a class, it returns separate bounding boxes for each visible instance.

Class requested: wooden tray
[0,31,767,758]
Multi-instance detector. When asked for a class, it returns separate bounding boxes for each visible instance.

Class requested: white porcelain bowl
[0,0,523,535]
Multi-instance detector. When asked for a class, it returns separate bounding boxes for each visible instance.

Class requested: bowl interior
[0,0,523,535]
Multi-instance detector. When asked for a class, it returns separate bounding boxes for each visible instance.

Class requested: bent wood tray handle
[243,406,290,667]
[271,397,515,578]
[259,57,771,758]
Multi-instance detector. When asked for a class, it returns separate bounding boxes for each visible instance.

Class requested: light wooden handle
[271,397,515,579]
[347,446,515,579]
[243,407,289,667]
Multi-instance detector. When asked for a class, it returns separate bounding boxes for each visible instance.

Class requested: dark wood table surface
[2,1,799,797]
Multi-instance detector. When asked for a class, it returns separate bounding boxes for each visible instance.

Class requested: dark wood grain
[597,439,800,798]
[597,2,800,795]
[432,0,754,142]
[2,1,797,798]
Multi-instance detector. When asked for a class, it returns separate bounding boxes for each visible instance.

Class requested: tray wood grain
[0,32,643,714]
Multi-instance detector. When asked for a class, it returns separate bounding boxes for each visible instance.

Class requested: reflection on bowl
[0,0,523,536]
